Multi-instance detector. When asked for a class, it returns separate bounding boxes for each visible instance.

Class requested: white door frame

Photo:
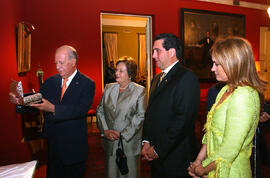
[100,13,153,94]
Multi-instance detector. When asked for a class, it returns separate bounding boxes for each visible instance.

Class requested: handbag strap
[252,91,257,178]
[118,132,124,151]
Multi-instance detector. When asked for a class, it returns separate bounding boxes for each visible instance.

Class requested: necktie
[60,78,68,100]
[159,72,166,85]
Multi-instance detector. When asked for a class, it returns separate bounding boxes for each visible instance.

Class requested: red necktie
[60,78,68,100]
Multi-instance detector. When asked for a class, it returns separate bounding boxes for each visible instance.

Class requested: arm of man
[9,92,40,113]
[37,77,95,120]
[56,80,95,120]
[142,75,159,144]
[154,71,200,160]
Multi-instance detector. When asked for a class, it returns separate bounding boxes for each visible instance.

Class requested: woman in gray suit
[97,56,146,178]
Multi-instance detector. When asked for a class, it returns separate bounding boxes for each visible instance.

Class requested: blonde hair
[211,37,265,97]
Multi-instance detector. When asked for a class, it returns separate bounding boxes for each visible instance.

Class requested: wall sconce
[268,7,270,18]
[21,21,35,34]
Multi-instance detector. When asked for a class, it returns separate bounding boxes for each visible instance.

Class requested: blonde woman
[188,37,264,178]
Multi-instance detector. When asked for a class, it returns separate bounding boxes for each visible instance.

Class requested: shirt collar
[162,61,178,74]
[62,69,77,87]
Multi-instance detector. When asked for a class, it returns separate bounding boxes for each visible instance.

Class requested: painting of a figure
[181,9,245,81]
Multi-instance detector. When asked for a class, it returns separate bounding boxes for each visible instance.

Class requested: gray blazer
[97,82,146,156]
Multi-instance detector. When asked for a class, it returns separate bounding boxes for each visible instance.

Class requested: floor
[33,119,151,178]
[33,116,270,178]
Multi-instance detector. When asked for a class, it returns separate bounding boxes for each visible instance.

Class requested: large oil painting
[181,9,245,81]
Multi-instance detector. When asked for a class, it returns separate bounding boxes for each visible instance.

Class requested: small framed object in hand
[23,93,42,106]
[10,80,42,106]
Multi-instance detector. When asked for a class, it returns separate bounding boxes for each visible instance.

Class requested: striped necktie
[159,72,166,85]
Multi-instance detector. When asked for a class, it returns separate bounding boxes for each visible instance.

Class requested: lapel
[60,71,82,102]
[55,75,62,101]
[148,73,162,104]
[148,62,185,105]
[110,84,120,109]
[109,82,133,109]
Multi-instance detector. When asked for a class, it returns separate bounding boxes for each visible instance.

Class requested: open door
[260,27,270,100]
[100,13,152,94]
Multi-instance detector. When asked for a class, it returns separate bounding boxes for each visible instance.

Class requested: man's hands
[141,142,158,161]
[9,92,55,113]
[104,130,120,141]
[9,92,23,105]
[31,98,55,113]
[260,112,270,123]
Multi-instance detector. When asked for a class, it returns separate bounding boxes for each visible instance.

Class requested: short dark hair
[155,33,183,60]
[116,56,137,82]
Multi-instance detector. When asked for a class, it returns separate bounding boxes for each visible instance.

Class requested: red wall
[1,0,270,165]
[0,0,32,165]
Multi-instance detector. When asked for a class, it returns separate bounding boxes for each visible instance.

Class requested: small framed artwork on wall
[17,22,33,73]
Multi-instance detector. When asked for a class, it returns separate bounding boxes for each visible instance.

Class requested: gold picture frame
[17,22,31,73]
[180,9,245,82]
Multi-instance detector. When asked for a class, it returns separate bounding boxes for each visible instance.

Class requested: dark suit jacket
[142,62,200,176]
[40,71,95,165]
[206,82,225,112]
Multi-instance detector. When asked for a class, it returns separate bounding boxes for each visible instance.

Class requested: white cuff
[142,140,149,146]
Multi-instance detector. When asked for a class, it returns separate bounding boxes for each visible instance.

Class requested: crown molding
[197,0,269,10]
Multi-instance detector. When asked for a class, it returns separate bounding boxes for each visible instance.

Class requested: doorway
[100,13,153,93]
[260,27,270,100]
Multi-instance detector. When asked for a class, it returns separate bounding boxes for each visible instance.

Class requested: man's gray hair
[57,45,78,63]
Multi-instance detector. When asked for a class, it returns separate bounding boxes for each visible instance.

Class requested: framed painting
[180,9,245,82]
[17,22,32,73]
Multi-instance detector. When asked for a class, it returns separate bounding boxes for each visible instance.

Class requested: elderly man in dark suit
[142,33,200,178]
[10,45,95,178]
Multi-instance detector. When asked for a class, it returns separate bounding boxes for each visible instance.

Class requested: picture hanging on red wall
[180,8,245,82]
[17,22,32,73]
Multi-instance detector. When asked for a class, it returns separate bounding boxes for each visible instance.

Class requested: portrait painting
[180,9,245,81]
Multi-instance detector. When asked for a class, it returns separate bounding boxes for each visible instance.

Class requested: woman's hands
[188,160,207,178]
[104,130,120,141]
[188,160,202,177]
[194,164,207,177]
[188,144,208,177]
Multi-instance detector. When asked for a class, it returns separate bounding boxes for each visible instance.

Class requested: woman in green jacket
[188,37,265,178]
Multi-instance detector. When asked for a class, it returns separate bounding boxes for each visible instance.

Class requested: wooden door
[260,27,270,100]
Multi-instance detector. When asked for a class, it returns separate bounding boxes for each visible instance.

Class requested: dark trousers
[150,160,191,178]
[46,139,86,178]
[46,159,86,178]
